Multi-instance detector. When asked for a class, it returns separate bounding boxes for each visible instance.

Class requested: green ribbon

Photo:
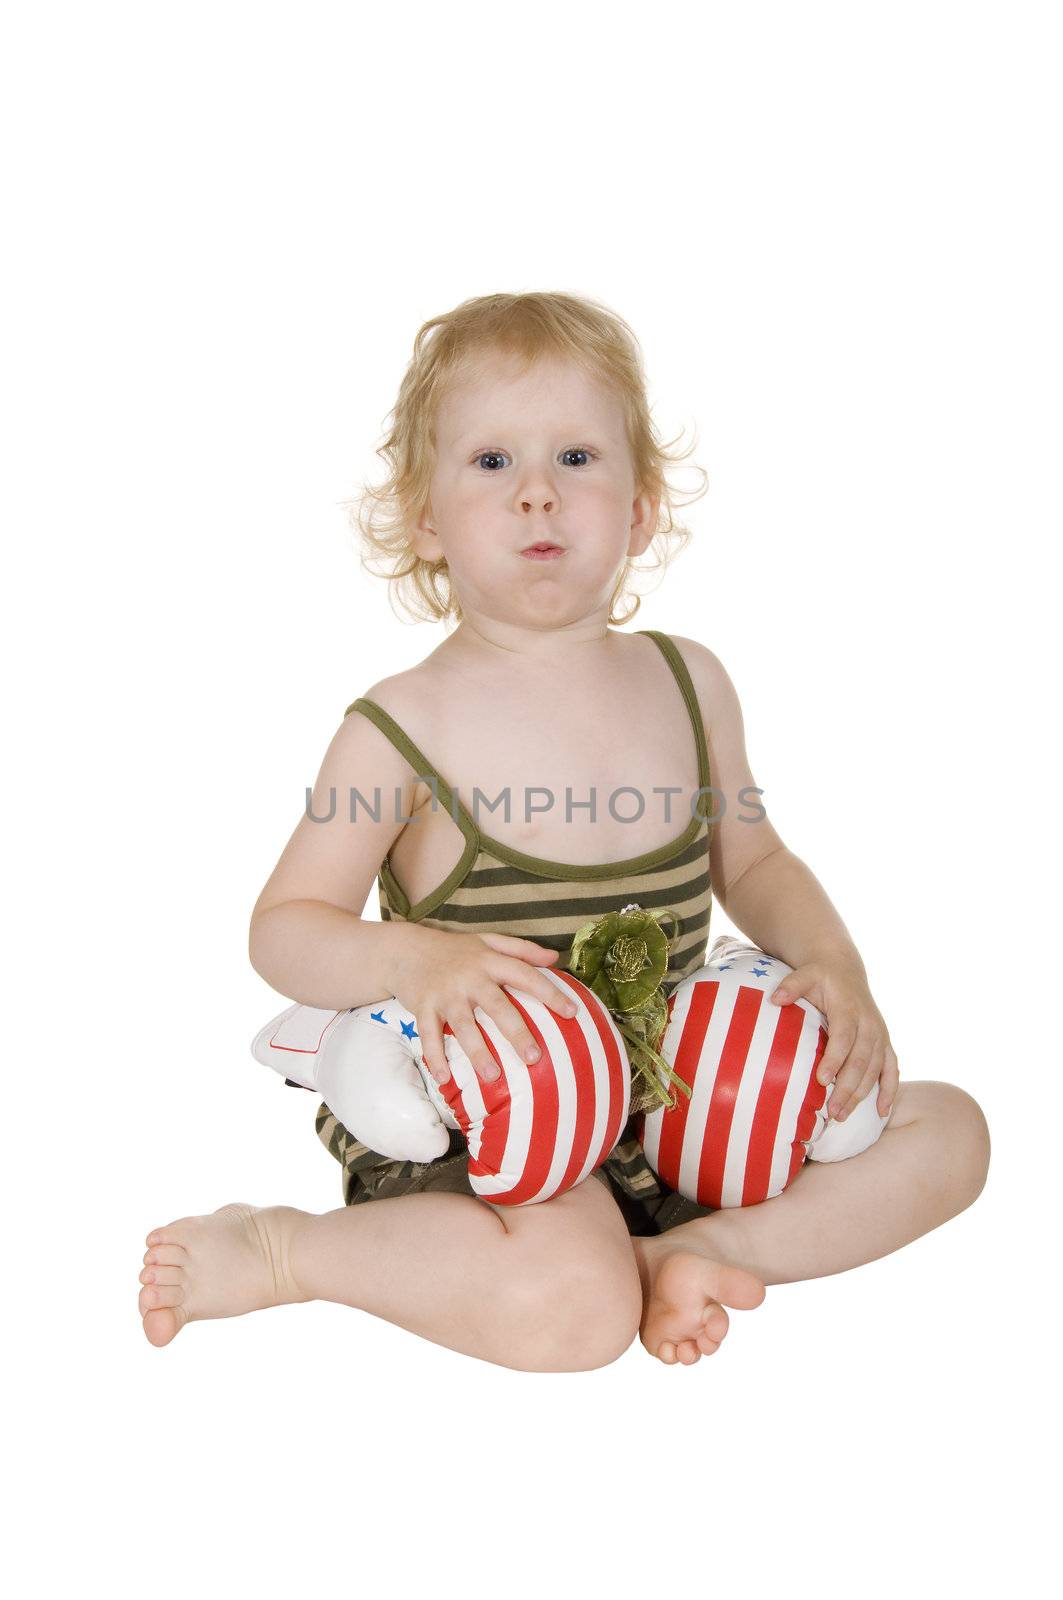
[562,902,693,1113]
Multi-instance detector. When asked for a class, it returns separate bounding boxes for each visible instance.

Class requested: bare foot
[632,1234,766,1365]
[138,1202,312,1347]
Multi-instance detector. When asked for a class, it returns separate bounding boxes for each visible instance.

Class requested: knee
[953,1086,991,1202]
[504,1252,644,1372]
[569,1263,645,1369]
[926,1082,991,1211]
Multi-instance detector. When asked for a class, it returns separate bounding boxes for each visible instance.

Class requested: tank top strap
[345,629,712,840]
[343,696,478,837]
[634,630,712,800]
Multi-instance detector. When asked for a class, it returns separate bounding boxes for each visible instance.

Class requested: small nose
[515,458,559,514]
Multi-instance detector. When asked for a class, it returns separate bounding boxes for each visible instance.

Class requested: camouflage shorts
[313,1099,717,1237]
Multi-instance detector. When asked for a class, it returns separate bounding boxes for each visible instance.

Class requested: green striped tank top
[341,628,714,1117]
[313,630,716,1224]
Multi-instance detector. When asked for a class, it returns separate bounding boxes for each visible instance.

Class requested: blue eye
[475,447,597,471]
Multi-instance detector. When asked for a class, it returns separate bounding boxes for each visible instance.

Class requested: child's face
[415,353,658,628]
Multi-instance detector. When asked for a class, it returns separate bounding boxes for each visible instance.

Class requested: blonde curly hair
[346,290,708,628]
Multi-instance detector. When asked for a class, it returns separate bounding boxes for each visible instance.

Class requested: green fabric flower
[563,902,693,1113]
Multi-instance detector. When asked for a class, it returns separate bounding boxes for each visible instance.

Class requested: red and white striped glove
[252,966,631,1205]
[639,937,893,1208]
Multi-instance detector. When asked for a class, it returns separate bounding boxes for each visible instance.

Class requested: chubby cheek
[580,480,634,529]
[446,477,503,527]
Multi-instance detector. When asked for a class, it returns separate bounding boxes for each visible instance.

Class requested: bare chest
[386,660,704,909]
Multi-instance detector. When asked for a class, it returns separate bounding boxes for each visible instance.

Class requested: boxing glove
[252,965,630,1205]
[639,936,893,1207]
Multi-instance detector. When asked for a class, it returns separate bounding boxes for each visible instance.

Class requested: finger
[418,1015,450,1085]
[545,986,579,1018]
[770,966,811,1006]
[483,934,560,963]
[461,973,579,1073]
[479,983,548,1065]
[877,1046,901,1116]
[449,1008,503,1084]
[493,959,578,1019]
[815,1016,858,1088]
[828,1033,878,1119]
[833,1042,884,1121]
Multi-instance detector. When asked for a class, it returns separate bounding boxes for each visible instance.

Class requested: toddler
[138,290,990,1370]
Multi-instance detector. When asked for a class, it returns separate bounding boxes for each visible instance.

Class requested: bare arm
[717,847,866,975]
[248,689,439,1009]
[249,899,444,1011]
[670,635,865,973]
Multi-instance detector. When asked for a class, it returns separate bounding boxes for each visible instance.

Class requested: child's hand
[770,957,899,1121]
[393,930,579,1087]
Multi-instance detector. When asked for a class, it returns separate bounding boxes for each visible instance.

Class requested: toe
[140,1265,182,1287]
[143,1245,187,1267]
[703,1304,729,1342]
[718,1263,767,1310]
[676,1340,701,1365]
[142,1307,181,1347]
[696,1330,721,1356]
[139,1283,184,1314]
[658,1341,678,1364]
[145,1219,195,1248]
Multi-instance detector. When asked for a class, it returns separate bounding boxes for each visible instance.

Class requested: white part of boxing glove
[252,967,631,1203]
[251,999,458,1162]
[806,1087,895,1161]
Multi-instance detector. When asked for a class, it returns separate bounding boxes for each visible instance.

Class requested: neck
[443,609,624,668]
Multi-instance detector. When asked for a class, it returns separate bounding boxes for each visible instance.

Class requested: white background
[4,1,1059,1595]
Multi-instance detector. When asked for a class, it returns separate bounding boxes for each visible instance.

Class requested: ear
[411,501,445,564]
[628,487,661,558]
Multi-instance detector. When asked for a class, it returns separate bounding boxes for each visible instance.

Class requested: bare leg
[633,1079,991,1365]
[139,1172,645,1372]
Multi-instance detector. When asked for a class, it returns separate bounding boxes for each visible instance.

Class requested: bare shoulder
[658,630,750,773]
[654,633,733,717]
[340,661,447,804]
[357,658,443,723]
[249,663,435,927]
